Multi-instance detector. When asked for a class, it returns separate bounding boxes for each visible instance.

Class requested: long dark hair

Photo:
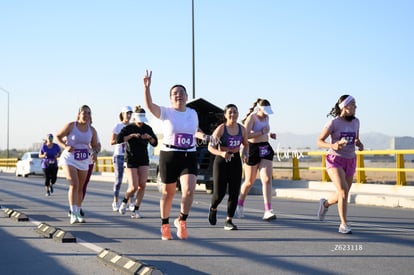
[223,104,238,122]
[327,95,349,118]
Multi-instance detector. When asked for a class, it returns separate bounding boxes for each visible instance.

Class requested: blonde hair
[77,105,92,123]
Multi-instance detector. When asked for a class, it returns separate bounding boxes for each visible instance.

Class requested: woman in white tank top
[56,105,100,224]
[236,98,277,221]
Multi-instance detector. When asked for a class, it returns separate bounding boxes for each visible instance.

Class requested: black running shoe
[224,220,238,230]
[208,207,217,225]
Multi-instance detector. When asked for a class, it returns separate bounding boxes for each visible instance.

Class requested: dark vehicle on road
[148,98,223,193]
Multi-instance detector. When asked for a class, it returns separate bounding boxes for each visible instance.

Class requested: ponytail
[242,98,261,124]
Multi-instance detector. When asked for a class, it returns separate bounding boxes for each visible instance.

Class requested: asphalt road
[0,173,413,275]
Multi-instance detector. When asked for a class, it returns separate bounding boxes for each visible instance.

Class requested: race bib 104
[173,133,193,149]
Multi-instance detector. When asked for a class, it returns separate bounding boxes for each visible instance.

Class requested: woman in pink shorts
[316,95,364,234]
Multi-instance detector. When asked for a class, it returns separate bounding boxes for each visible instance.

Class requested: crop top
[220,124,243,149]
[251,114,269,133]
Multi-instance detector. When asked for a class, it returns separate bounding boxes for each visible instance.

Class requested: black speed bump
[53,228,76,243]
[35,223,57,238]
[97,248,164,275]
[10,210,29,221]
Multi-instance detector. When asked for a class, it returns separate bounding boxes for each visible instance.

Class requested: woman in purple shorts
[317,95,364,234]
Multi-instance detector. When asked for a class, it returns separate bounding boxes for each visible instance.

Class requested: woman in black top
[116,106,158,219]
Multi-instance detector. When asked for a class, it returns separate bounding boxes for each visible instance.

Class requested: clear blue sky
[1,0,413,151]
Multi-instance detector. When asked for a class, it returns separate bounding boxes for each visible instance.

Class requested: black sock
[122,198,128,203]
[134,205,139,211]
[179,212,188,221]
[162,218,169,225]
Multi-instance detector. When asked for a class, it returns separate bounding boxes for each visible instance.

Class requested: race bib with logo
[173,133,194,149]
[339,132,356,145]
[259,145,270,158]
[47,159,56,165]
[227,136,242,149]
[73,149,89,161]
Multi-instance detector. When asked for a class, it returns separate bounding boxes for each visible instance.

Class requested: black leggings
[43,166,58,187]
[210,153,242,218]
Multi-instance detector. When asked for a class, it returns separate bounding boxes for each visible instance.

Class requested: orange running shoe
[174,218,188,239]
[161,224,173,240]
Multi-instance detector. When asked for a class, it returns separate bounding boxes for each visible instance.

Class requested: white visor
[260,105,274,115]
[121,106,133,113]
[132,112,148,123]
[338,96,355,109]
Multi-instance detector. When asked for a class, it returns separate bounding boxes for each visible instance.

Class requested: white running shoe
[317,198,328,221]
[338,224,352,234]
[262,209,277,221]
[112,202,119,212]
[128,203,135,212]
[236,205,244,218]
[77,213,85,223]
[119,202,127,215]
[130,210,142,219]
[70,213,78,224]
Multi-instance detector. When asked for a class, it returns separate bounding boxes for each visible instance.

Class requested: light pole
[192,0,195,99]
[0,87,10,161]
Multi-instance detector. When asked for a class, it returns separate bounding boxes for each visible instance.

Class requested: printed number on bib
[174,133,193,149]
[259,145,270,158]
[74,149,89,161]
[228,136,242,149]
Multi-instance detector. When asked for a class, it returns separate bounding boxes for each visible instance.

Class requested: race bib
[339,132,356,145]
[173,133,193,149]
[227,136,242,149]
[259,145,270,158]
[47,159,56,165]
[73,149,89,161]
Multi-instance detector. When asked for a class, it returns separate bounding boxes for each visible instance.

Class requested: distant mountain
[360,132,393,150]
[274,133,319,150]
[274,132,393,150]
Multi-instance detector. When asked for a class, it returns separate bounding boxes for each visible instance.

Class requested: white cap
[260,105,274,115]
[121,106,133,113]
[132,112,148,123]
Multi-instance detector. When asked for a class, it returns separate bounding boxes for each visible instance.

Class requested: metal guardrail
[275,149,414,186]
[94,157,114,173]
[2,149,414,185]
[0,157,115,173]
[0,158,18,168]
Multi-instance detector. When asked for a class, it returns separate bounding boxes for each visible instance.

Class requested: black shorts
[159,150,197,183]
[246,142,274,166]
[126,156,149,168]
